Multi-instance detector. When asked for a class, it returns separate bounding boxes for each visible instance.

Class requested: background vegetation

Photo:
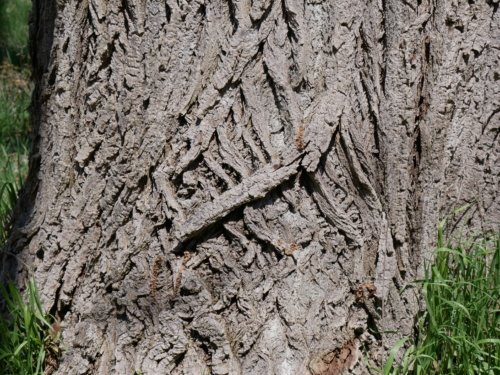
[0,2,59,374]
[0,278,60,375]
[0,0,31,66]
[0,0,31,247]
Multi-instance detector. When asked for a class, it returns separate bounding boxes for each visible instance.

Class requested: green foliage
[0,3,32,224]
[371,205,500,374]
[0,62,30,246]
[0,63,31,139]
[0,0,32,66]
[0,278,60,375]
[0,5,51,374]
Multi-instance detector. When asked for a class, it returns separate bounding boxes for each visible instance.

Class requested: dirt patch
[309,340,359,375]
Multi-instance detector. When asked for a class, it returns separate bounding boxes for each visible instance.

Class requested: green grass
[0,2,55,374]
[0,0,32,66]
[371,205,500,375]
[0,1,32,248]
[0,278,61,375]
[0,62,31,246]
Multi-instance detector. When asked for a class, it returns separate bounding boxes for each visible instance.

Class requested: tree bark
[3,0,500,373]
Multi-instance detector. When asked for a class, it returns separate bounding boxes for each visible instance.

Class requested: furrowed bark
[2,0,500,374]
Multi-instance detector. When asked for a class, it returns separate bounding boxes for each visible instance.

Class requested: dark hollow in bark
[2,0,500,374]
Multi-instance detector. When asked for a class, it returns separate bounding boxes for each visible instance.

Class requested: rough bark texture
[3,0,500,374]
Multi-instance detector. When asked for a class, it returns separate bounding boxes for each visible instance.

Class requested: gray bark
[3,0,500,373]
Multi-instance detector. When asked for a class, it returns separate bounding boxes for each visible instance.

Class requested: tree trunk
[3,0,500,373]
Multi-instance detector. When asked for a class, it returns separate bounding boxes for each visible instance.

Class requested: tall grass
[0,62,31,137]
[0,0,32,266]
[0,62,30,246]
[0,278,60,375]
[375,205,500,375]
[0,2,56,374]
[0,0,32,247]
